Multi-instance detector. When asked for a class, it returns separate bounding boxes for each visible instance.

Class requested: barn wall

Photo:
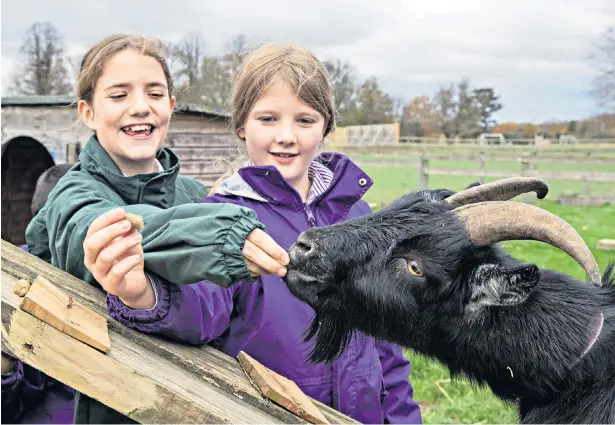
[2,104,238,188]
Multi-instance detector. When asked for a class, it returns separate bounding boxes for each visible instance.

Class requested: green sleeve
[25,175,264,287]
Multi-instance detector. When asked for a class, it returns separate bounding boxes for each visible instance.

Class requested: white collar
[122,159,164,177]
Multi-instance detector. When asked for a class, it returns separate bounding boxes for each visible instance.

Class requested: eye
[407,260,424,277]
[258,116,276,123]
[109,93,126,100]
[149,92,164,99]
[298,117,314,125]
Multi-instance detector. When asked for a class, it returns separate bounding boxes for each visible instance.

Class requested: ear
[468,264,539,310]
[237,127,245,139]
[78,100,96,131]
[169,96,176,113]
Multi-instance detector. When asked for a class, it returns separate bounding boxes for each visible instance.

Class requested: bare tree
[171,33,253,110]
[324,59,358,125]
[10,22,72,95]
[591,24,615,111]
[171,32,208,104]
[201,34,252,111]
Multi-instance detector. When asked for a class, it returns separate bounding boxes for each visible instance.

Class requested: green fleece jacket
[25,135,265,287]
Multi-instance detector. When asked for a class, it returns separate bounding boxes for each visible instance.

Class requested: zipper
[304,203,316,227]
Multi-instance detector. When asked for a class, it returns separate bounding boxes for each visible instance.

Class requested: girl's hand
[83,208,155,309]
[243,229,290,277]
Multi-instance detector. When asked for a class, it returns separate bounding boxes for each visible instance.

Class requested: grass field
[355,154,615,424]
[358,164,614,202]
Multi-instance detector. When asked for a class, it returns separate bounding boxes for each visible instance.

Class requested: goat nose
[292,235,316,261]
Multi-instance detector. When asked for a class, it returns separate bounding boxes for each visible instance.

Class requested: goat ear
[468,264,539,309]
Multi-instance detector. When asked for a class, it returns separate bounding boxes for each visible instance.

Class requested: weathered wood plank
[19,275,111,353]
[2,269,286,424]
[237,351,329,424]
[1,240,358,424]
[3,306,211,423]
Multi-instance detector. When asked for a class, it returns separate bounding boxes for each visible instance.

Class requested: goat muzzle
[444,177,549,207]
[452,201,602,286]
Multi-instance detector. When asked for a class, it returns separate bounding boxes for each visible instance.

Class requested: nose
[275,122,297,145]
[290,234,316,262]
[129,93,151,117]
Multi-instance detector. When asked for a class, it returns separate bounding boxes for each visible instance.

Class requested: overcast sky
[2,0,613,123]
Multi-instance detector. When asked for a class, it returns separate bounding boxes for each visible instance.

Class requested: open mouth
[270,152,299,158]
[121,124,155,137]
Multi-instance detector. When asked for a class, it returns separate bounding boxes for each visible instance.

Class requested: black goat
[284,178,614,424]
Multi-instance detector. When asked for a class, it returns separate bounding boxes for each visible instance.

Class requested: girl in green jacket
[26,34,288,291]
[24,34,288,423]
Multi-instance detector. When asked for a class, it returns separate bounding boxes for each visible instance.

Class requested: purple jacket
[1,245,74,424]
[108,153,422,424]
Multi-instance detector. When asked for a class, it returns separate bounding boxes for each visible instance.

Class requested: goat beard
[304,310,357,364]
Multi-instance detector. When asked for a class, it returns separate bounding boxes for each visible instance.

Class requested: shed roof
[1,95,229,120]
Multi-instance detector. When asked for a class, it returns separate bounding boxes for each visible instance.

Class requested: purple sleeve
[107,274,238,345]
[1,360,47,423]
[376,342,423,424]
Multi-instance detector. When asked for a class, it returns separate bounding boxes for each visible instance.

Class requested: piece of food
[125,213,144,231]
[13,279,31,297]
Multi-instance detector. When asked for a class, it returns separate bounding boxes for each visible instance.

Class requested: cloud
[2,0,613,121]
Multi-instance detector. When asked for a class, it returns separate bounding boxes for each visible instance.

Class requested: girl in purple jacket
[100,43,423,424]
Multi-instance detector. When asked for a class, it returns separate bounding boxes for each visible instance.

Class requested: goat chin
[305,312,356,364]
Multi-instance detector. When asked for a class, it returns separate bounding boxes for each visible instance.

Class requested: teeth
[125,124,152,132]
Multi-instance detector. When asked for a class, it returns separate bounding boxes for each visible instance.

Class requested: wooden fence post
[478,151,485,184]
[584,152,591,195]
[520,154,529,176]
[419,156,429,190]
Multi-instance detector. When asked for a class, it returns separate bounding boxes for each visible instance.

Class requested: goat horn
[445,177,549,207]
[453,201,602,285]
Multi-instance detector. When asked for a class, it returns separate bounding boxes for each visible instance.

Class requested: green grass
[359,165,614,204]
[352,154,615,174]
[337,144,615,159]
[361,164,615,424]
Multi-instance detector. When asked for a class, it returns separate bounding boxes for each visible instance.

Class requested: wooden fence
[1,241,356,424]
[415,153,615,192]
[350,151,615,195]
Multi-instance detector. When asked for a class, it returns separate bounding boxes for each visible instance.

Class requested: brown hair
[209,43,336,195]
[76,34,174,103]
[231,43,335,138]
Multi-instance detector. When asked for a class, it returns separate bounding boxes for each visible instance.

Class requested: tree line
[7,21,615,138]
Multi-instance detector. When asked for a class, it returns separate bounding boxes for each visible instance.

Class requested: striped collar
[244,159,334,204]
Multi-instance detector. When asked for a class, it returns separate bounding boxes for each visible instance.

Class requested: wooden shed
[1,95,240,245]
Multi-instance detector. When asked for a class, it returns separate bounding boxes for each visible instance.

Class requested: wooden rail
[1,241,357,424]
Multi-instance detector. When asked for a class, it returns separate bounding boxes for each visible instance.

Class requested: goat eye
[407,260,424,277]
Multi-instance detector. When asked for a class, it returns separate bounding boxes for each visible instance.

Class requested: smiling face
[238,80,325,199]
[78,48,176,176]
